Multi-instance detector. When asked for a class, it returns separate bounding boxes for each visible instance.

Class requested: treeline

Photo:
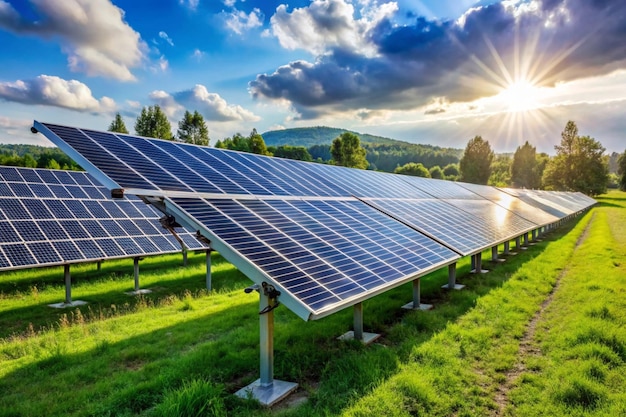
[0,144,82,170]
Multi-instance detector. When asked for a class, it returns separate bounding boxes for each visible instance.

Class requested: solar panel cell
[29,242,62,264]
[3,243,36,266]
[53,240,84,261]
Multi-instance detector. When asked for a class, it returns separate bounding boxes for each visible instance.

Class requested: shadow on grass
[0,218,583,417]
[0,254,249,339]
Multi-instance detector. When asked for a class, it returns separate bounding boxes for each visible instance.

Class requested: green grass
[1,192,625,416]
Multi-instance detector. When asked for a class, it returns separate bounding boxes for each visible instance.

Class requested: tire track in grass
[492,212,596,416]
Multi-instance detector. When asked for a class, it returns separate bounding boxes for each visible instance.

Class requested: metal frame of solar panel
[32,121,594,404]
[0,166,207,272]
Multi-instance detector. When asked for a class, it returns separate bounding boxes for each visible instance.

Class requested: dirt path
[491,214,595,416]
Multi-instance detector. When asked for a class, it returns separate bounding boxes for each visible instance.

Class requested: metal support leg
[442,262,464,290]
[523,233,529,246]
[126,257,151,295]
[206,250,212,291]
[183,250,188,267]
[236,284,297,406]
[491,245,505,263]
[402,278,433,310]
[473,252,488,273]
[516,236,526,251]
[49,264,86,308]
[338,302,380,344]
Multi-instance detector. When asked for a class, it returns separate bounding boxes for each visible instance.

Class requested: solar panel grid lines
[0,167,207,271]
[170,196,459,319]
[40,123,156,191]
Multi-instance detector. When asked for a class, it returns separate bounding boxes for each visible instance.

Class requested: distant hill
[262,126,405,147]
[262,126,463,171]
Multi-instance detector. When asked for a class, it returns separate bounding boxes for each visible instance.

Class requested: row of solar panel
[35,122,596,320]
[0,167,208,271]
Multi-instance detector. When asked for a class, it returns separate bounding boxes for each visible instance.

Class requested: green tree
[394,162,430,177]
[542,121,608,195]
[511,141,541,188]
[215,129,271,156]
[134,105,173,140]
[488,155,512,187]
[177,110,209,146]
[459,136,494,184]
[443,163,460,180]
[619,150,626,191]
[270,145,313,162]
[330,132,368,169]
[108,112,129,134]
[429,165,444,179]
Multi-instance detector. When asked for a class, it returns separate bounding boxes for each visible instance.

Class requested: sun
[499,79,541,112]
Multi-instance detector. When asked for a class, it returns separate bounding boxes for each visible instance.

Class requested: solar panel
[499,188,572,217]
[0,167,208,271]
[33,121,594,322]
[455,182,560,226]
[170,196,459,319]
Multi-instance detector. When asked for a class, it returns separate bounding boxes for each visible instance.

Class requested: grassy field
[1,191,624,416]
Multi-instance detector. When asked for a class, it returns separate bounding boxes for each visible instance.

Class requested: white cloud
[0,116,53,146]
[158,31,174,46]
[191,48,205,61]
[0,75,116,112]
[173,84,260,122]
[148,90,184,118]
[270,0,396,56]
[223,7,264,35]
[179,0,199,11]
[0,0,146,81]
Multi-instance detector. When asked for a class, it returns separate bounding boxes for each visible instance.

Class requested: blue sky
[0,0,625,153]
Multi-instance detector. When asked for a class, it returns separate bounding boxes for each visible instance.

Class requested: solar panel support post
[523,233,529,246]
[49,264,87,308]
[64,264,72,304]
[491,246,505,263]
[442,262,464,290]
[235,284,297,406]
[126,257,151,295]
[402,278,433,311]
[472,252,489,274]
[205,250,212,291]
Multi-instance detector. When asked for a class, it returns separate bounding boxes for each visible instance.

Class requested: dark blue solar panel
[0,200,31,219]
[37,169,60,184]
[81,220,109,238]
[0,183,12,197]
[83,200,109,218]
[64,200,93,219]
[99,219,127,237]
[0,250,10,268]
[0,167,20,181]
[134,236,158,253]
[82,186,106,199]
[29,242,62,264]
[54,170,77,185]
[28,183,54,198]
[48,184,72,199]
[39,220,69,240]
[45,200,75,219]
[60,220,90,239]
[117,201,143,218]
[173,197,458,314]
[151,235,179,252]
[43,124,155,190]
[96,238,125,257]
[116,237,143,255]
[77,240,104,259]
[100,200,126,218]
[0,222,20,242]
[3,244,36,266]
[12,221,45,241]
[70,171,92,186]
[18,169,42,183]
[10,183,34,197]
[117,219,142,236]
[53,240,84,261]
[65,185,88,199]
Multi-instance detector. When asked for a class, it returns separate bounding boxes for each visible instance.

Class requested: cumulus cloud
[179,0,199,11]
[0,75,116,112]
[251,0,626,119]
[0,0,146,81]
[148,85,260,122]
[222,7,264,35]
[270,0,396,56]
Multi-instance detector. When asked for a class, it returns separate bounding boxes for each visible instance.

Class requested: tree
[134,105,172,140]
[215,129,271,156]
[542,121,608,195]
[511,141,541,188]
[176,110,209,146]
[330,132,368,169]
[443,163,460,180]
[488,155,512,187]
[394,162,430,177]
[108,112,129,134]
[429,165,444,179]
[270,145,313,162]
[459,136,494,184]
[619,150,626,191]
